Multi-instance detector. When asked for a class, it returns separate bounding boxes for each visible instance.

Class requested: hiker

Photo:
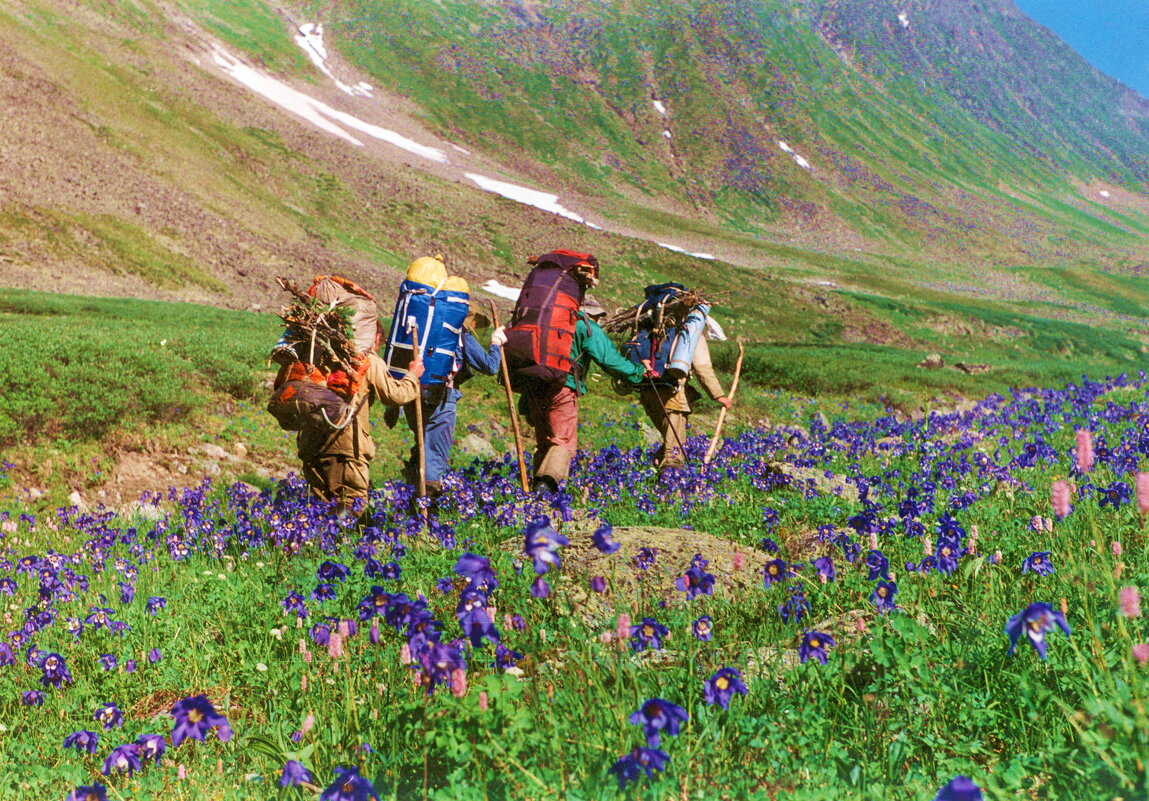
[503,250,649,494]
[269,274,424,515]
[382,255,505,500]
[622,283,732,471]
[397,311,505,498]
[295,354,423,512]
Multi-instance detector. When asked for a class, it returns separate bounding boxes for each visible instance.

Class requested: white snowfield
[898,13,910,28]
[482,279,521,301]
[656,242,715,260]
[210,46,448,162]
[464,173,586,224]
[294,24,373,98]
[652,99,667,116]
[1100,190,1112,198]
[777,140,811,170]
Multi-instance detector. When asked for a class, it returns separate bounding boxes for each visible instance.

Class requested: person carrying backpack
[619,284,731,472]
[383,256,505,501]
[268,275,424,516]
[503,250,649,494]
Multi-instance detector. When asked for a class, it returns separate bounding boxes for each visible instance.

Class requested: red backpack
[503,250,597,389]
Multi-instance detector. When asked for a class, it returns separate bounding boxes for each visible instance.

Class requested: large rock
[460,433,497,459]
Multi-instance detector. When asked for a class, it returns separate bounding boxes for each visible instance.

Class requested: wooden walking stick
[703,340,744,465]
[490,301,530,494]
[406,318,428,518]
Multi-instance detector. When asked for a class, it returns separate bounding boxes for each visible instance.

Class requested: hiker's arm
[365,353,421,405]
[463,331,501,376]
[585,322,646,385]
[692,337,729,405]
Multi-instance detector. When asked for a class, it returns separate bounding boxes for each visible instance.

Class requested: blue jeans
[403,385,461,485]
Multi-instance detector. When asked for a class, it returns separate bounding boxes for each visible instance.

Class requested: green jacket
[567,318,646,395]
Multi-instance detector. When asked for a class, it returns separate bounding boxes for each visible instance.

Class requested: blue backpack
[384,279,470,385]
[626,283,710,383]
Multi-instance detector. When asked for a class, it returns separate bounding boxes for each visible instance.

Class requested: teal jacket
[567,318,646,395]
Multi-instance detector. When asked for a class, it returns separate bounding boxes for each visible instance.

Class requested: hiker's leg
[536,386,578,484]
[640,389,670,464]
[422,391,459,485]
[661,411,688,468]
[331,457,370,518]
[522,386,553,476]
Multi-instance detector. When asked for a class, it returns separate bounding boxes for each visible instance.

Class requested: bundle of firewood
[273,276,358,372]
[601,286,711,335]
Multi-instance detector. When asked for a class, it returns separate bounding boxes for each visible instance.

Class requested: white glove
[490,326,507,347]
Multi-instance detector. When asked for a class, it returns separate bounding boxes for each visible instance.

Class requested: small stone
[460,433,497,459]
[235,442,248,458]
[917,353,944,369]
[67,491,88,510]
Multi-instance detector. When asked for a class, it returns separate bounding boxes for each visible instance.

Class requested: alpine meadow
[4,1,1149,799]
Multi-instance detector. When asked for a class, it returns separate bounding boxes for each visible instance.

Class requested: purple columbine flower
[935,536,962,574]
[317,560,351,583]
[457,590,500,648]
[145,597,166,616]
[633,547,658,571]
[63,729,100,754]
[798,630,836,665]
[630,618,669,652]
[311,583,337,602]
[871,580,898,614]
[281,759,315,787]
[319,766,378,800]
[453,553,498,591]
[703,667,748,709]
[607,747,669,789]
[418,641,467,692]
[22,690,44,706]
[763,558,789,587]
[529,576,551,598]
[282,591,308,619]
[813,556,836,582]
[1021,552,1055,576]
[148,648,162,664]
[94,702,123,730]
[102,743,142,777]
[98,653,117,671]
[523,518,568,575]
[170,695,232,746]
[1005,602,1071,660]
[125,659,136,674]
[778,584,811,624]
[136,734,165,765]
[628,698,688,747]
[676,564,716,601]
[40,652,72,689]
[0,642,13,666]
[865,550,890,580]
[591,523,620,554]
[490,643,523,671]
[934,775,983,801]
[692,615,713,641]
[356,586,395,622]
[66,785,108,801]
[589,575,606,593]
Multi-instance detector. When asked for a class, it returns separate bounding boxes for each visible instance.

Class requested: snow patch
[295,24,373,98]
[451,144,471,155]
[656,242,687,254]
[652,99,667,116]
[689,252,716,261]
[482,280,521,301]
[898,13,909,28]
[656,242,715,261]
[464,173,585,223]
[210,46,447,162]
[1100,190,1112,198]
[777,141,794,154]
[793,154,811,170]
[663,130,672,139]
[585,221,604,230]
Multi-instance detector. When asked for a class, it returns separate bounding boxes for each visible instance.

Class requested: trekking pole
[703,340,744,465]
[489,301,530,494]
[406,317,428,520]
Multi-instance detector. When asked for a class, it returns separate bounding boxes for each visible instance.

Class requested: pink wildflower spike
[1031,515,1044,532]
[302,648,312,665]
[399,643,412,665]
[338,620,351,637]
[1051,480,1071,520]
[1044,517,1053,532]
[1060,597,1069,616]
[298,639,307,655]
[733,551,745,571]
[923,539,934,557]
[1075,430,1094,473]
[300,674,308,692]
[616,613,631,642]
[1137,472,1149,515]
[1113,541,1124,557]
[177,764,186,780]
[450,668,467,698]
[503,614,517,631]
[869,531,879,550]
[1120,586,1142,618]
[411,671,424,691]
[327,632,344,659]
[1133,644,1149,665]
[301,712,315,735]
[855,617,867,635]
[994,549,1003,564]
[478,690,489,712]
[969,525,979,554]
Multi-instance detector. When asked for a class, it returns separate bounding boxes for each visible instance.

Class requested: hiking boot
[530,475,559,496]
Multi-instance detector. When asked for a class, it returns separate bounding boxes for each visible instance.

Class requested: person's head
[464,311,491,331]
[582,295,607,321]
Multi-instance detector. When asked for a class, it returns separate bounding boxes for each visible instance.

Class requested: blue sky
[1014,0,1149,98]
